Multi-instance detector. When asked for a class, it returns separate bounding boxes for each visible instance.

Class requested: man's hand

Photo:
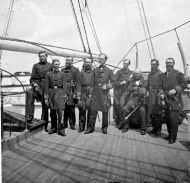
[102,84,107,90]
[133,86,138,91]
[168,89,176,96]
[107,83,113,89]
[120,80,126,85]
[33,83,39,91]
[146,91,149,97]
[187,84,190,89]
[45,98,49,106]
[33,83,38,87]
[160,93,165,99]
[77,100,83,109]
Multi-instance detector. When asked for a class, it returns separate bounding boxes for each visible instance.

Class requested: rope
[78,0,91,53]
[136,0,152,59]
[59,59,84,69]
[122,0,135,55]
[69,0,86,52]
[113,44,136,72]
[136,20,190,44]
[77,0,95,69]
[81,0,102,53]
[140,0,156,58]
[93,59,121,70]
[116,20,190,69]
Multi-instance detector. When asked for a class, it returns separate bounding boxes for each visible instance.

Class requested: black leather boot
[58,129,66,136]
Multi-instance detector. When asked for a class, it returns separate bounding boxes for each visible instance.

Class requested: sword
[108,108,110,125]
[97,113,100,122]
[125,105,140,120]
[60,110,65,129]
[41,104,48,120]
[173,95,182,110]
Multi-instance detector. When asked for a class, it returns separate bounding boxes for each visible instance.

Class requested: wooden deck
[2,121,190,183]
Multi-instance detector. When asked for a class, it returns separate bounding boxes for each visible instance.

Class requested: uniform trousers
[50,109,64,132]
[64,103,76,128]
[26,88,49,130]
[165,109,179,140]
[79,109,91,131]
[88,110,108,132]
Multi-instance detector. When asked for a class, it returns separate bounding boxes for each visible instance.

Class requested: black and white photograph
[1,0,190,182]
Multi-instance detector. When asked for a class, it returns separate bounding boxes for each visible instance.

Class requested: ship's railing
[1,68,28,140]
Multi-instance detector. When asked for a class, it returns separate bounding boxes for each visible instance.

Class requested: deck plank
[2,123,190,183]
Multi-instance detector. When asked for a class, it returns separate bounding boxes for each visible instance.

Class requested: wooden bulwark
[2,121,190,183]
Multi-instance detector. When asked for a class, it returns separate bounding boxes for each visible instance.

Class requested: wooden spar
[174,29,189,77]
[0,37,99,59]
[177,42,189,77]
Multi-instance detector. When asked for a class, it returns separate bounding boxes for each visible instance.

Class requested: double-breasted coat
[90,65,116,112]
[44,70,67,110]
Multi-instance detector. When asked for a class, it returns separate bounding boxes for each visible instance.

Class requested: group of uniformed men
[26,51,186,144]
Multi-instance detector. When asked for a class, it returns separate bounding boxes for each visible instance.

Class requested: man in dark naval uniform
[114,59,133,128]
[61,56,81,130]
[120,69,147,135]
[160,58,186,144]
[147,59,163,136]
[44,59,67,136]
[78,58,93,133]
[26,51,53,131]
[84,53,116,134]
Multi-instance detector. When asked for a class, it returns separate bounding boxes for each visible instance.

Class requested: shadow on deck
[2,117,190,183]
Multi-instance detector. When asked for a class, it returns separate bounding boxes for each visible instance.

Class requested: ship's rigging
[0,0,189,76]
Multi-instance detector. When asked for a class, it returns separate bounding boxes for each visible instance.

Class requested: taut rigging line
[80,0,102,54]
[116,20,190,70]
[136,0,152,59]
[140,0,156,59]
[78,0,91,53]
[69,0,87,52]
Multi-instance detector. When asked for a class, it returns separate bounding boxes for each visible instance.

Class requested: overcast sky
[0,0,190,74]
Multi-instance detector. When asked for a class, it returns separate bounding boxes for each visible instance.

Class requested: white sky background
[0,0,190,74]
